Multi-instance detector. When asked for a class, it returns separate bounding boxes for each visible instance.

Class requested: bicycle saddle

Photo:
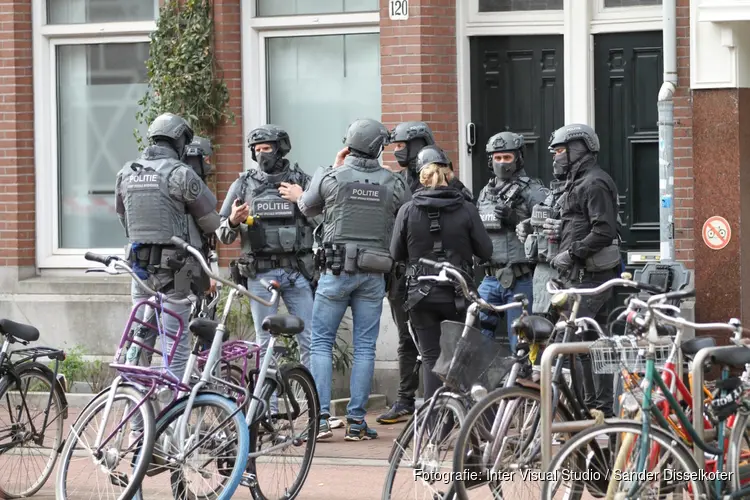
[188,318,229,343]
[513,315,555,343]
[262,315,305,337]
[710,346,750,368]
[0,319,39,343]
[680,336,716,358]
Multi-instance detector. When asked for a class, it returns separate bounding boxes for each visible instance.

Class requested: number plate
[388,0,409,20]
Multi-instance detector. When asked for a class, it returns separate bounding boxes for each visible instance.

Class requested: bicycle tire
[132,392,250,500]
[55,384,156,500]
[247,363,319,500]
[382,393,467,500]
[541,420,707,500]
[451,385,575,500]
[0,361,65,498]
[726,409,750,493]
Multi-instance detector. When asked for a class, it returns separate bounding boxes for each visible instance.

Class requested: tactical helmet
[390,121,436,145]
[548,123,600,153]
[343,118,390,158]
[247,125,292,161]
[486,131,525,169]
[415,145,452,173]
[147,113,194,150]
[185,136,212,158]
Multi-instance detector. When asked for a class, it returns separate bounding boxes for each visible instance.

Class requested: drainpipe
[658,0,678,262]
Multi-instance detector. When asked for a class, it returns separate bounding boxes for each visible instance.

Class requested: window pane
[478,0,563,11]
[266,34,381,175]
[47,0,156,24]
[56,43,149,249]
[257,0,377,16]
[604,0,661,6]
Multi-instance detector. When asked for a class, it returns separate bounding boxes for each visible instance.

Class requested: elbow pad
[197,211,221,234]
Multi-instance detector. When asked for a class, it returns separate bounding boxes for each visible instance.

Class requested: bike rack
[690,344,739,470]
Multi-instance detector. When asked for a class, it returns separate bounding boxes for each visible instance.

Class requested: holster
[229,260,248,288]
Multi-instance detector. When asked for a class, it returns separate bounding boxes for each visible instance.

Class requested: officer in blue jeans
[475,132,549,351]
[285,119,410,441]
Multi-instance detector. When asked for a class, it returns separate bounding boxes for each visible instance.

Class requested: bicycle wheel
[133,392,250,500]
[55,384,155,500]
[382,393,466,500]
[246,364,319,500]
[452,385,576,500]
[725,409,750,494]
[541,420,707,500]
[0,362,65,497]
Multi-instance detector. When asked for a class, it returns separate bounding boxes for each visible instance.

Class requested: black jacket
[559,156,620,261]
[391,186,493,266]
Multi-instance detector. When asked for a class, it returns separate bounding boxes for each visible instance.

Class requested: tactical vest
[120,160,189,245]
[237,168,313,257]
[322,158,399,274]
[476,177,533,266]
[526,181,566,263]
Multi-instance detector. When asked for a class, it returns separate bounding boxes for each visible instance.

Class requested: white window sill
[15,274,131,296]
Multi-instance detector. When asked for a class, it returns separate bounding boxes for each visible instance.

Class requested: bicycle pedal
[109,472,129,488]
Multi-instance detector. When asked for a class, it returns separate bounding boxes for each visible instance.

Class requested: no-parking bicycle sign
[702,216,731,250]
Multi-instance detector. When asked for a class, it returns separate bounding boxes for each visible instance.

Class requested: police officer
[290,118,410,441]
[476,132,549,352]
[115,112,220,381]
[515,178,567,316]
[391,146,492,401]
[547,123,622,418]
[218,125,317,371]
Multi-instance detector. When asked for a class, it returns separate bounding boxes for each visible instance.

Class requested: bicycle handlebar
[545,277,653,296]
[417,258,527,314]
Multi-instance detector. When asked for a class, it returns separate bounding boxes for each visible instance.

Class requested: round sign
[702,216,731,250]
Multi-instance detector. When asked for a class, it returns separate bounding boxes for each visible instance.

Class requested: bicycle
[56,249,273,500]
[169,236,320,500]
[0,320,67,498]
[382,258,527,500]
[541,283,750,499]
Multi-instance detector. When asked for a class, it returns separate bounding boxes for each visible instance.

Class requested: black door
[594,31,663,253]
[469,35,565,197]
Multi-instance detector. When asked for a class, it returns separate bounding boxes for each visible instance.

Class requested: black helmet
[486,131,525,167]
[415,145,452,173]
[247,125,291,161]
[390,121,436,145]
[184,136,213,178]
[548,123,600,153]
[147,113,194,155]
[343,118,390,158]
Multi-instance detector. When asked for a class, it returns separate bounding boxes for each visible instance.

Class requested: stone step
[330,394,386,417]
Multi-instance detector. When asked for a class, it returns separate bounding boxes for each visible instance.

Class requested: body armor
[526,180,567,263]
[120,157,190,245]
[321,156,399,273]
[476,176,534,266]
[237,167,313,257]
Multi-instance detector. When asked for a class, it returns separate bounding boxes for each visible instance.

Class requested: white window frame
[241,3,380,171]
[32,1,156,270]
[457,0,662,192]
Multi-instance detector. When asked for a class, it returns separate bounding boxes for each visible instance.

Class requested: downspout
[658,0,678,262]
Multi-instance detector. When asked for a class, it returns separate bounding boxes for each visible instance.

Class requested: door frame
[456,0,663,194]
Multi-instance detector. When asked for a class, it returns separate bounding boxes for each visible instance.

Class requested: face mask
[257,152,281,173]
[394,148,410,167]
[552,153,569,180]
[492,161,516,180]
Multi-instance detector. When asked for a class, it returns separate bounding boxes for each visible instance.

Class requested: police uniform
[297,118,410,440]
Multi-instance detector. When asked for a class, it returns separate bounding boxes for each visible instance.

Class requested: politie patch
[129,172,160,190]
[343,182,385,202]
[253,198,295,218]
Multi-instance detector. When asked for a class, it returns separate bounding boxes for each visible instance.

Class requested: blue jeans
[247,269,313,370]
[477,275,533,352]
[311,272,385,421]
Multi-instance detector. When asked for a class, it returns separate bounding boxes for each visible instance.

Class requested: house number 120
[389,0,409,20]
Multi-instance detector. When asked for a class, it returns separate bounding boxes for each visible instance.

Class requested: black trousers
[573,270,617,418]
[408,299,463,401]
[387,293,421,407]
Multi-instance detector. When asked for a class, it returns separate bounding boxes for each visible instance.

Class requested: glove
[550,250,575,273]
[542,218,563,239]
[516,218,531,243]
[494,202,510,221]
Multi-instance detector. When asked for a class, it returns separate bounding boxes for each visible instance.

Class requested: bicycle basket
[589,335,674,375]
[432,320,514,391]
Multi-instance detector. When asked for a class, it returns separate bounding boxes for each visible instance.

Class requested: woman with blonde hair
[390,146,492,400]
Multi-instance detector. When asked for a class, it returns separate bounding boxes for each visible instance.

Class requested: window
[266,34,381,174]
[479,0,563,11]
[257,0,378,17]
[34,1,156,267]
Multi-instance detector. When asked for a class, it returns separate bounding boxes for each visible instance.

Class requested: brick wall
[0,0,34,267]
[673,0,694,266]
[380,0,459,173]
[212,0,244,268]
